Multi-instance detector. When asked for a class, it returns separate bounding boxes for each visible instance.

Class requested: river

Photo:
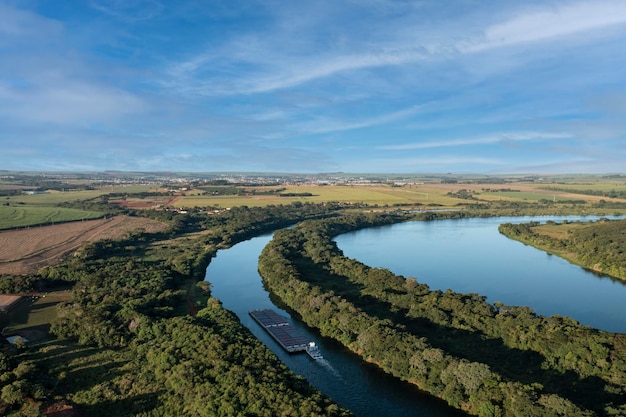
[334,215,626,333]
[204,215,625,416]
[204,233,465,417]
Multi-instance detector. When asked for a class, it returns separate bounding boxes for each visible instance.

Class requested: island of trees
[258,212,626,416]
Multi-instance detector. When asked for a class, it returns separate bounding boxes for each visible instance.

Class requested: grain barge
[249,308,310,353]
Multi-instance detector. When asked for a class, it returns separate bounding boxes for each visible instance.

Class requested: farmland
[174,181,624,208]
[1,185,157,205]
[0,216,167,275]
[176,184,450,207]
[0,205,104,230]
[1,172,626,416]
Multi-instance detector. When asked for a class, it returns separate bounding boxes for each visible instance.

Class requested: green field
[1,177,622,223]
[483,191,575,201]
[0,291,72,343]
[0,205,104,229]
[178,185,462,208]
[2,185,157,205]
[537,183,626,199]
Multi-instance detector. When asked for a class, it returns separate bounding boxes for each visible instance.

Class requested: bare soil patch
[111,195,176,209]
[0,216,167,275]
[0,184,32,190]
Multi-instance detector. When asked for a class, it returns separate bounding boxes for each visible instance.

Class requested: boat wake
[318,358,343,380]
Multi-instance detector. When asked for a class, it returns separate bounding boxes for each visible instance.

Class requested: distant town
[4,169,621,190]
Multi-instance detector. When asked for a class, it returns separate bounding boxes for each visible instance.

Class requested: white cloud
[1,1,624,174]
[164,46,430,97]
[343,155,505,173]
[89,0,164,21]
[294,105,422,135]
[464,1,626,52]
[242,50,428,95]
[0,4,148,128]
[378,132,572,151]
[0,82,147,125]
[0,3,62,44]
[162,1,626,97]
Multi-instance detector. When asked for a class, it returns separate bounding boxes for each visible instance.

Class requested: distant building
[0,294,23,313]
[6,335,29,345]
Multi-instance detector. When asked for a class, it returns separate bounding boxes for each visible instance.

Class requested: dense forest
[1,203,352,416]
[258,212,626,416]
[498,219,626,281]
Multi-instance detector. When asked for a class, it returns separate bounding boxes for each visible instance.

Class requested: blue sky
[1,0,626,174]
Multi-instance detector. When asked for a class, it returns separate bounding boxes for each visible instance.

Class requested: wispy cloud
[0,3,63,49]
[239,50,429,95]
[163,47,430,97]
[343,155,505,173]
[0,3,149,128]
[293,105,422,135]
[0,82,147,125]
[378,132,572,151]
[89,0,164,22]
[162,1,626,98]
[1,1,625,173]
[464,1,626,53]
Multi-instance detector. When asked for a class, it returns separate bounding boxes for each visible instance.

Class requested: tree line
[499,219,626,281]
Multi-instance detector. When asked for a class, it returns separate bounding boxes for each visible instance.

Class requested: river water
[334,215,626,333]
[204,215,625,416]
[204,233,465,417]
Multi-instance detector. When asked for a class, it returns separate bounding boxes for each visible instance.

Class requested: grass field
[537,183,626,196]
[0,205,104,230]
[1,179,624,226]
[527,221,591,240]
[482,191,574,201]
[0,291,72,343]
[176,185,462,208]
[2,185,158,205]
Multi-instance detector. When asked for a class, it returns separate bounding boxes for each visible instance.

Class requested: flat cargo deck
[249,309,309,353]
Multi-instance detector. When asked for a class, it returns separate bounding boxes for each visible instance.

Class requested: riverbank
[498,218,626,282]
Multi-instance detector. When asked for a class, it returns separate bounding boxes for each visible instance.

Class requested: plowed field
[0,216,167,275]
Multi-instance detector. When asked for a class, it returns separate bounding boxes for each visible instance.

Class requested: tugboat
[306,342,323,360]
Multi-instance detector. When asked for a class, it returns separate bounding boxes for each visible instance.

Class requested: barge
[249,309,322,360]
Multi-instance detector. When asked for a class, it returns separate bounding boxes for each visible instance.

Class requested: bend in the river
[204,215,625,417]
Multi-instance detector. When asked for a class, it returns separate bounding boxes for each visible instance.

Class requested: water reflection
[335,215,626,333]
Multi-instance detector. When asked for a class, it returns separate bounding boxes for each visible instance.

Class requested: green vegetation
[499,218,626,281]
[539,183,626,200]
[258,212,626,416]
[0,345,48,417]
[484,190,574,201]
[0,205,104,230]
[3,190,115,206]
[3,172,626,416]
[179,184,460,207]
[1,203,352,416]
